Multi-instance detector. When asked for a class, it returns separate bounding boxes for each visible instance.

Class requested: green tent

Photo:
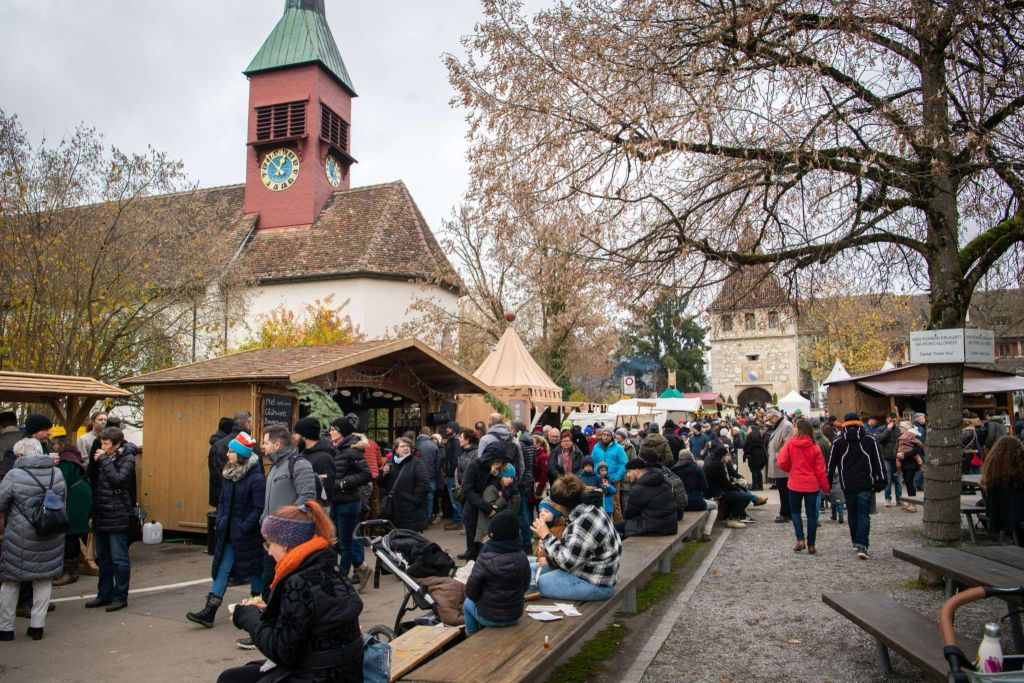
[659,387,683,398]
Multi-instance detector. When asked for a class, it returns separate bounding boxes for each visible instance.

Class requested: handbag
[116,489,146,545]
[380,460,410,522]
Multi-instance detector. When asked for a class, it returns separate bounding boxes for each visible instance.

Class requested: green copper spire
[245,0,356,96]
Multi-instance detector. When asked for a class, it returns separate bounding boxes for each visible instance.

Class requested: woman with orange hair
[219,502,364,682]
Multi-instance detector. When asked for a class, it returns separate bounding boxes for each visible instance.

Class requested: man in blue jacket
[591,427,627,521]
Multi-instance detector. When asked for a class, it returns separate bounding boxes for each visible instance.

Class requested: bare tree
[449,0,1024,545]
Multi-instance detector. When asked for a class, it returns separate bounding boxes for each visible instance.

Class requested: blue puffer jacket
[590,440,627,484]
[213,455,266,580]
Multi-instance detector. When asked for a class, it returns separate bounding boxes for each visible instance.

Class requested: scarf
[270,536,330,588]
[223,453,260,482]
[560,447,574,474]
[393,453,410,465]
[59,447,85,468]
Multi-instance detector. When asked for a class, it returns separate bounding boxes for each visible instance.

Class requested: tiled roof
[0,371,131,402]
[238,181,463,292]
[244,0,356,96]
[708,228,791,313]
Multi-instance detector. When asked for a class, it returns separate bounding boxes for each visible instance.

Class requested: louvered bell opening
[320,103,348,152]
[255,101,306,141]
[289,101,306,136]
[256,106,273,141]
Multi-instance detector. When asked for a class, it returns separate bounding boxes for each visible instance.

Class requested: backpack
[288,453,327,503]
[659,466,687,518]
[16,468,69,538]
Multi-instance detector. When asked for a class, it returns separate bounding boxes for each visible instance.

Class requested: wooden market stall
[120,338,491,533]
[825,364,1024,421]
[0,371,132,431]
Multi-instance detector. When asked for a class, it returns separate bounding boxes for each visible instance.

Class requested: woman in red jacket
[777,420,830,554]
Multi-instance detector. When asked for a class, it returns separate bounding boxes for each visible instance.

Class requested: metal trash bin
[207,512,216,555]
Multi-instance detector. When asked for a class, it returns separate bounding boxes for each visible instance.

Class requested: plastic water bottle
[142,520,163,545]
[976,622,1003,673]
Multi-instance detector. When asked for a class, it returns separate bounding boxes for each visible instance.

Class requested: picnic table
[893,546,1024,651]
[963,473,982,488]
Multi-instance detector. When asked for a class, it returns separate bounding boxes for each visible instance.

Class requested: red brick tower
[243,0,357,229]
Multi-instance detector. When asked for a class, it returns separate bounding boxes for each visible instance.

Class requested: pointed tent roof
[881,359,896,371]
[822,360,852,385]
[659,387,683,398]
[245,0,357,96]
[474,327,562,403]
[777,390,811,412]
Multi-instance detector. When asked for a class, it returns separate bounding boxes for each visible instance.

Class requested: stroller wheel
[366,625,397,643]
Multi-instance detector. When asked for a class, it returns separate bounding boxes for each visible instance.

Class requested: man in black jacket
[512,421,537,550]
[615,458,678,538]
[292,417,337,509]
[329,417,371,588]
[827,413,885,560]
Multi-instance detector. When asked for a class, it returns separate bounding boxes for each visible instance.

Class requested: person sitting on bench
[463,510,530,635]
[530,475,621,601]
[704,445,752,529]
[614,458,678,538]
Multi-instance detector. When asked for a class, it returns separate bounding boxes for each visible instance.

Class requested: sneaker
[236,637,256,650]
[725,520,747,529]
[699,533,712,542]
[754,496,768,506]
[443,522,463,531]
[856,547,869,560]
[739,515,756,524]
[773,515,788,523]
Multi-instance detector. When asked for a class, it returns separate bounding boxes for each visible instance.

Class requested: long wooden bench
[388,626,463,682]
[823,592,978,682]
[404,511,709,682]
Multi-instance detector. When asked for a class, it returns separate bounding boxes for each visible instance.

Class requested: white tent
[607,397,703,424]
[777,390,812,414]
[880,359,896,371]
[822,360,852,385]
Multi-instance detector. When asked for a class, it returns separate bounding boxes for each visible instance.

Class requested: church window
[256,101,306,141]
[768,310,779,328]
[744,313,756,330]
[321,104,350,152]
[722,315,733,331]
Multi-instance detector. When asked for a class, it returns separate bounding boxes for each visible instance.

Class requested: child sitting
[597,463,617,516]
[529,499,567,594]
[477,463,520,544]
[463,509,530,635]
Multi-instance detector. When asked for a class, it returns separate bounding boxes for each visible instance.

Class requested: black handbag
[380,460,410,523]
[116,489,146,545]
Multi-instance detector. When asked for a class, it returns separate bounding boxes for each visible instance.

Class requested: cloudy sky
[0,0,513,231]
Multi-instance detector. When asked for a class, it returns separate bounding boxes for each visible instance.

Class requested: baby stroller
[355,519,454,640]
[941,585,1024,681]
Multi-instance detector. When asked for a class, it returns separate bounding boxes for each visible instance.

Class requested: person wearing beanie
[671,450,719,542]
[531,497,568,577]
[615,453,678,538]
[290,419,335,515]
[463,509,530,635]
[478,461,520,544]
[827,412,885,559]
[222,502,364,682]
[576,456,605,507]
[208,411,256,509]
[326,418,372,591]
[187,431,266,629]
[210,416,234,448]
[641,423,673,467]
[591,428,628,521]
[703,444,752,529]
[530,475,621,602]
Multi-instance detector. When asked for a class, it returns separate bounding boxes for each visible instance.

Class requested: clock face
[260,148,299,191]
[324,155,343,188]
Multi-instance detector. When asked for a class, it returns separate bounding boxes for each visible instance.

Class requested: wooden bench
[403,511,709,682]
[388,625,464,682]
[823,592,978,682]
[894,497,988,543]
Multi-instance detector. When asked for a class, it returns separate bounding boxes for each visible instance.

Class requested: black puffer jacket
[332,435,370,505]
[620,469,678,537]
[209,429,240,508]
[464,538,530,623]
[378,455,429,532]
[461,442,511,515]
[672,457,711,510]
[91,445,137,533]
[702,453,738,498]
[517,433,537,495]
[301,439,337,507]
[233,547,363,682]
[743,429,767,468]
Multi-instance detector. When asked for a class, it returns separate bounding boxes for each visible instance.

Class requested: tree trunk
[922,362,965,545]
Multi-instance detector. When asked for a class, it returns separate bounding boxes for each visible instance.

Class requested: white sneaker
[725,520,747,529]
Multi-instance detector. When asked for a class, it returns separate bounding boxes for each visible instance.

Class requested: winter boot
[186,593,222,628]
[27,626,43,641]
[53,559,79,587]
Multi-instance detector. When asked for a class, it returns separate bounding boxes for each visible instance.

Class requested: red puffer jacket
[777,435,831,494]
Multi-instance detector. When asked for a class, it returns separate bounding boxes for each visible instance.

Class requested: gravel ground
[641,495,1020,683]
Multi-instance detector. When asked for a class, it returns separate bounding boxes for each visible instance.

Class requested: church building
[177,0,462,351]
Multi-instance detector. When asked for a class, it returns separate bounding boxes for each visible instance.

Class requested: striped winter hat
[228,431,256,457]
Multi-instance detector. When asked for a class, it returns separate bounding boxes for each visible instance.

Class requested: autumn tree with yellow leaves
[236,296,363,350]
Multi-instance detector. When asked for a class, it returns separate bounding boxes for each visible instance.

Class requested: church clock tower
[243,0,357,230]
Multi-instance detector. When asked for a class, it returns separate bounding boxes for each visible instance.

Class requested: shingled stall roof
[829,363,1024,396]
[0,372,131,402]
[120,339,492,396]
[238,181,464,293]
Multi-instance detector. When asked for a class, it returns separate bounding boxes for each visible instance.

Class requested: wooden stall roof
[828,363,1024,397]
[119,338,493,395]
[0,371,131,402]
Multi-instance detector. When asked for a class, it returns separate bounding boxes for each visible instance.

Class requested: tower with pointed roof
[707,230,801,407]
[243,0,357,229]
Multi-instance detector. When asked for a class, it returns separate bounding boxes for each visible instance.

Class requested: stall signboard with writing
[509,399,527,423]
[263,394,294,429]
[909,328,995,364]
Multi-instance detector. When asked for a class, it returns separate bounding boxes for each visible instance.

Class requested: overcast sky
[0,0,512,231]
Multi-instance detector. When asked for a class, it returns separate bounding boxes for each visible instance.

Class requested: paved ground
[641,490,1018,683]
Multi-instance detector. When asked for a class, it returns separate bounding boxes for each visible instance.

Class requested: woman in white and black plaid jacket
[530,475,621,601]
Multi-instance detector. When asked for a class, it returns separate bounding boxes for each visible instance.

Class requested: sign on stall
[622,375,636,395]
[908,328,995,364]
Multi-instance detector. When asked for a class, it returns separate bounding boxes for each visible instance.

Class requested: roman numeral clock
[260,148,300,191]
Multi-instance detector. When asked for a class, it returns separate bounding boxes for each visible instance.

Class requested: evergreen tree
[619,293,708,392]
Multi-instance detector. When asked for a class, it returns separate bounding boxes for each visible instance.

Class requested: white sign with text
[909,328,995,364]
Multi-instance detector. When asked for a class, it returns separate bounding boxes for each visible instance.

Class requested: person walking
[767,410,794,522]
[86,426,136,612]
[292,417,337,510]
[414,427,442,524]
[895,423,925,512]
[742,422,767,490]
[442,422,464,531]
[52,433,92,587]
[875,413,902,507]
[327,417,371,589]
[187,432,265,628]
[378,437,429,532]
[777,420,830,554]
[827,412,885,560]
[0,438,66,641]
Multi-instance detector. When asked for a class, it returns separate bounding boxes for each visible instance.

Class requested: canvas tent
[608,397,703,425]
[777,390,812,414]
[822,360,852,385]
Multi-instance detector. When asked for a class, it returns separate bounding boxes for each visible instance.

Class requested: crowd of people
[2,401,1023,681]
